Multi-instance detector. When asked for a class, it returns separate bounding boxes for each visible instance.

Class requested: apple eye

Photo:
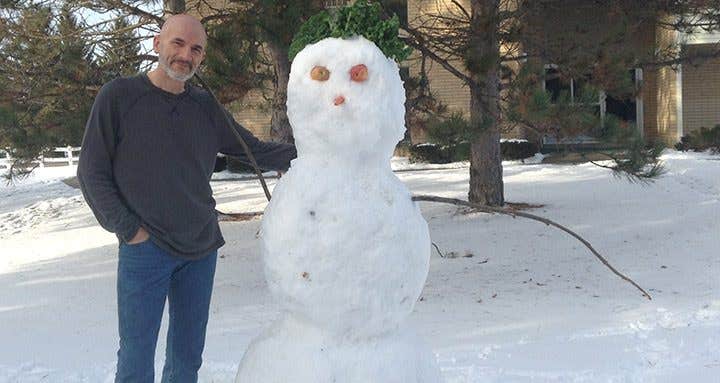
[350,64,368,82]
[310,66,330,81]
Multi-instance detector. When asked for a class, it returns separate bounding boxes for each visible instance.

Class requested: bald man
[77,14,296,383]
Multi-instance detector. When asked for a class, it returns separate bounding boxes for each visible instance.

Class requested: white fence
[0,146,81,169]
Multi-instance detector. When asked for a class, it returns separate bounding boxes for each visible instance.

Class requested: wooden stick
[217,210,264,222]
[194,73,272,202]
[412,194,652,300]
[431,242,445,258]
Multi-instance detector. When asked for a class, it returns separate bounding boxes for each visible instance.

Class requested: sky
[79,1,161,66]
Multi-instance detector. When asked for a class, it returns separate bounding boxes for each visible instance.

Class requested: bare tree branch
[411,194,652,300]
[401,25,475,87]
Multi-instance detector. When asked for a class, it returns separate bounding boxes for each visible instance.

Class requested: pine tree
[97,16,143,80]
[1,4,57,175]
[0,2,97,179]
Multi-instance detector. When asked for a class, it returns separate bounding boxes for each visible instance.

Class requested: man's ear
[153,36,160,53]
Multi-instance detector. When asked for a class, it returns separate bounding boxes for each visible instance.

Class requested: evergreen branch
[588,152,665,184]
[588,158,618,171]
[8,21,150,41]
[411,194,652,300]
[3,160,41,185]
[200,13,235,24]
[96,54,156,70]
[640,44,720,69]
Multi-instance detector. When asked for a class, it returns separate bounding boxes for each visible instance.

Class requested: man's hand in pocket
[128,227,150,244]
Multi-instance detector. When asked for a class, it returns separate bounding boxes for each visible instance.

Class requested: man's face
[154,20,206,82]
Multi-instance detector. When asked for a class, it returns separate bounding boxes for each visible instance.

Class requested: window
[543,66,642,127]
[544,67,571,102]
[605,70,638,123]
[543,66,596,105]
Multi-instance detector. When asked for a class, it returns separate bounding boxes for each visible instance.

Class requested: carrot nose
[334,95,345,106]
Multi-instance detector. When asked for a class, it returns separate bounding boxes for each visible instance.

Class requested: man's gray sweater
[77,73,296,259]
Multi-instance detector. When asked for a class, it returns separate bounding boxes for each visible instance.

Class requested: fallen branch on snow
[411,194,652,300]
[217,210,264,221]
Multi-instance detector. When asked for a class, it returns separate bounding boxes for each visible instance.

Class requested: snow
[237,316,440,383]
[236,36,440,382]
[260,161,431,338]
[1,150,719,382]
[287,37,406,167]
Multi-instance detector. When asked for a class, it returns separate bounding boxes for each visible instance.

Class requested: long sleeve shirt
[77,73,296,259]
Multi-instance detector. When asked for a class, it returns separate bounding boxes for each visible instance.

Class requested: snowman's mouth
[333,95,346,106]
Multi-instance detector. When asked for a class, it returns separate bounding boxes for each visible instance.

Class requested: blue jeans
[115,239,218,383]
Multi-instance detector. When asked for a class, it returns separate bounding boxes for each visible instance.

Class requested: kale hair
[289,0,411,62]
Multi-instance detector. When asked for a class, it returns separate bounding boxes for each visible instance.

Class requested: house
[407,0,720,146]
[185,0,720,146]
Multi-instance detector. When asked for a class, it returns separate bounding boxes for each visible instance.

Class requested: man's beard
[158,54,196,82]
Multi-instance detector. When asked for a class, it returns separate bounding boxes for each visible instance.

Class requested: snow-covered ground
[0,151,718,382]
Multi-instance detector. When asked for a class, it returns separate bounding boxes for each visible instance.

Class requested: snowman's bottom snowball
[235,315,443,383]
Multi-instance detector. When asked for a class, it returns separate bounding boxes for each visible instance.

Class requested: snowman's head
[287,36,406,164]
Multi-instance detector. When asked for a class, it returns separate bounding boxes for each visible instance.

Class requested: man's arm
[217,109,297,172]
[77,82,143,243]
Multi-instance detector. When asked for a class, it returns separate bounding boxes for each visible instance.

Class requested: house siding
[642,16,680,144]
[408,0,472,117]
[681,44,720,135]
[228,90,273,140]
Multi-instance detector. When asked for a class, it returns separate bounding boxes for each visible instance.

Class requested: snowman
[235,36,442,383]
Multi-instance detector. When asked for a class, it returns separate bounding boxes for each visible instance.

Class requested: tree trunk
[467,0,504,206]
[164,0,185,14]
[469,88,504,206]
[267,40,294,144]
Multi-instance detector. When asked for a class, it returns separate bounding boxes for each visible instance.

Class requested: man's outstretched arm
[217,109,297,172]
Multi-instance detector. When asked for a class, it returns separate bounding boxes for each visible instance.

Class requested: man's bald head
[153,14,207,82]
[160,14,207,46]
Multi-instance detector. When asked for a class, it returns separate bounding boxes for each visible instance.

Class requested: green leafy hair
[289,0,411,62]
